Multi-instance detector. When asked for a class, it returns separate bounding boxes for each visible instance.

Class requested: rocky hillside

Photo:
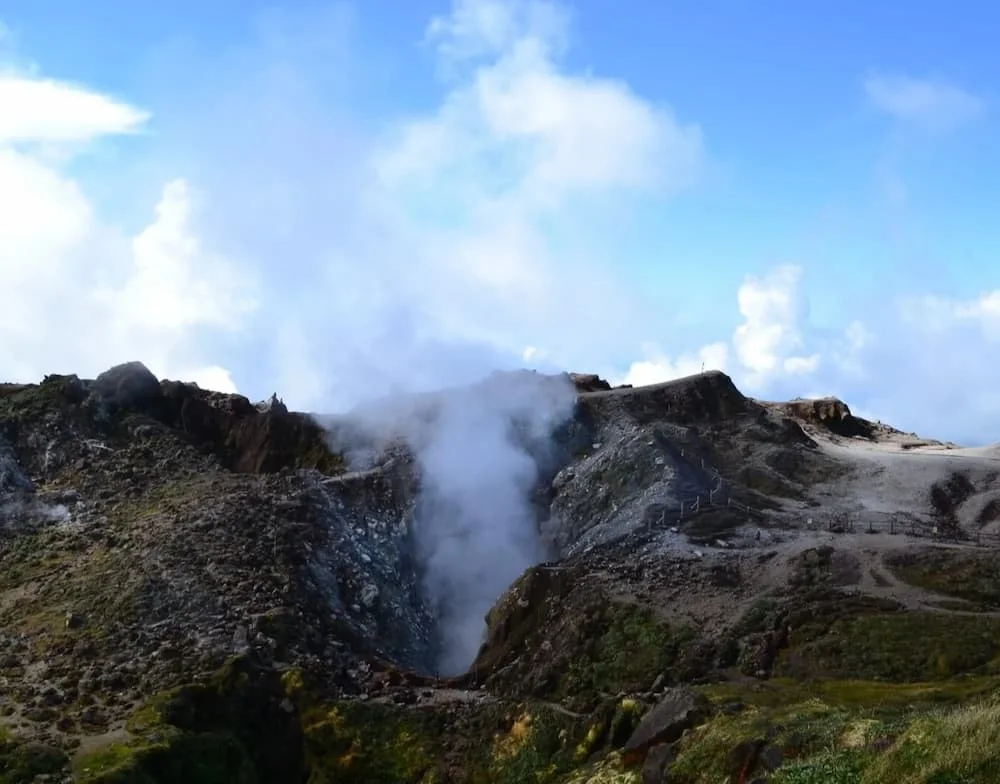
[2,362,1000,783]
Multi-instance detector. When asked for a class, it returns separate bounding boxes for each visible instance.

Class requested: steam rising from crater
[345,370,576,674]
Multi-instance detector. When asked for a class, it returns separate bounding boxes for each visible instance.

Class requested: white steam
[346,370,577,674]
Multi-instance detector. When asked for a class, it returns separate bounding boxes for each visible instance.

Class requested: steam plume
[347,370,576,674]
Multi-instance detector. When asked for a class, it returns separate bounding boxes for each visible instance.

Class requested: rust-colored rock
[772,397,874,439]
[153,380,343,475]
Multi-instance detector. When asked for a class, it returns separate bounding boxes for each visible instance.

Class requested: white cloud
[732,265,819,384]
[619,265,1000,444]
[113,179,256,331]
[900,290,1000,341]
[155,0,703,410]
[5,2,1000,447]
[0,74,149,144]
[864,73,984,133]
[617,342,729,387]
[364,1,703,375]
[181,365,240,394]
[0,67,253,391]
[427,0,570,64]
[378,30,702,208]
[615,267,823,393]
[18,0,704,412]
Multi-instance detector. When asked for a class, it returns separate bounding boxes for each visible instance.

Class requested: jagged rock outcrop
[568,373,613,393]
[772,396,875,439]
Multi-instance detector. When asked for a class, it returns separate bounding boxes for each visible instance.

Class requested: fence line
[647,448,757,536]
[815,513,1000,548]
[646,447,1000,549]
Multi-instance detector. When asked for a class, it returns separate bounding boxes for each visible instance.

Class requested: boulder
[623,687,711,765]
[92,361,162,410]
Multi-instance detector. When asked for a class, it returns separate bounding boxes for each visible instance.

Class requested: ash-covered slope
[3,363,1000,783]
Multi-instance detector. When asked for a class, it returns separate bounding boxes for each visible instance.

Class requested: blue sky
[1,0,999,442]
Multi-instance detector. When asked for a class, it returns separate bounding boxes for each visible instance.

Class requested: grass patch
[863,698,1000,783]
[299,701,441,784]
[300,699,590,784]
[772,749,868,784]
[779,612,1000,681]
[670,679,1000,783]
[699,675,1000,711]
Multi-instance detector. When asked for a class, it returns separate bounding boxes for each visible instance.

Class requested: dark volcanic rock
[91,361,162,410]
[581,370,750,425]
[148,379,343,475]
[623,687,712,764]
[568,373,612,393]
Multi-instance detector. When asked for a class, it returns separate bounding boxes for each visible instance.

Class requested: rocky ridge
[1,363,1000,782]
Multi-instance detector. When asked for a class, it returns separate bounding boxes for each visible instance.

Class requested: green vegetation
[76,659,600,784]
[298,701,441,783]
[294,689,598,784]
[701,675,1000,711]
[865,699,1000,782]
[74,658,304,783]
[779,612,1000,681]
[660,678,1000,783]
[74,731,256,784]
[887,550,1000,609]
[557,603,696,711]
[0,730,67,784]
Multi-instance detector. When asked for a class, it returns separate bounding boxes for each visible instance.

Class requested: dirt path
[844,547,1000,616]
[749,528,1000,617]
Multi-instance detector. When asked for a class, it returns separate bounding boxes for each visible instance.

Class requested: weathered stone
[623,688,711,764]
[92,361,162,410]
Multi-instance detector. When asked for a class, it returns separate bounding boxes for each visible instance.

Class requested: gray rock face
[542,419,721,557]
[0,438,34,495]
[303,461,438,673]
